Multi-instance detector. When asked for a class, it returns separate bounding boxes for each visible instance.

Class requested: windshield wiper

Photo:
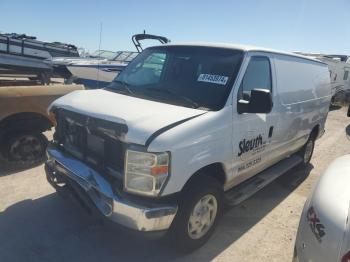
[145,87,199,109]
[107,80,135,95]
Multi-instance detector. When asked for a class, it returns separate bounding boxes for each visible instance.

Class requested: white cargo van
[45,43,331,251]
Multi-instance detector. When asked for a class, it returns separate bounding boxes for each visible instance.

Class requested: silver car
[294,154,350,261]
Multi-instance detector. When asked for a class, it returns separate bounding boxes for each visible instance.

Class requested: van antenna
[97,22,103,88]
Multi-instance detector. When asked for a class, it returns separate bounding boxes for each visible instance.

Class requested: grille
[54,109,128,178]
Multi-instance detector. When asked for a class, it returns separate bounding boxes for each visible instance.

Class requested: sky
[1,0,349,55]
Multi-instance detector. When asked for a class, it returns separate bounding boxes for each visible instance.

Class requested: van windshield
[106,46,243,111]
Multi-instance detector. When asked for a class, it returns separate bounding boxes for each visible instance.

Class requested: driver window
[239,56,271,101]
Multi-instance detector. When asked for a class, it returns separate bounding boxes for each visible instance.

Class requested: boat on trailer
[0,33,79,83]
[52,49,120,79]
[64,33,170,89]
[65,51,138,88]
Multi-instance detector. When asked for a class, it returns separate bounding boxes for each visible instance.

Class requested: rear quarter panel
[273,54,331,154]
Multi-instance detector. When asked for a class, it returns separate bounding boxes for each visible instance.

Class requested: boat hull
[67,64,126,89]
[0,53,52,76]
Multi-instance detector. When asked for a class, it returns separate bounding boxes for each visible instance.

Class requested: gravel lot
[0,107,349,262]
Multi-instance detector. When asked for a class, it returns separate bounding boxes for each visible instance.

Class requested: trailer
[0,33,80,84]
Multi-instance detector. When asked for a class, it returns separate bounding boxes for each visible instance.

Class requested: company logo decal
[307,206,325,243]
[236,133,269,172]
[238,134,265,157]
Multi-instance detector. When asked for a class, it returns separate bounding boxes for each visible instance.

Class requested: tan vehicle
[0,84,84,165]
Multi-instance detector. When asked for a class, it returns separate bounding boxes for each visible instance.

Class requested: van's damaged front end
[44,84,210,233]
[43,89,210,234]
[45,146,177,233]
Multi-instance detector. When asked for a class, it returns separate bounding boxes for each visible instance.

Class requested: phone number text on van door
[237,157,262,173]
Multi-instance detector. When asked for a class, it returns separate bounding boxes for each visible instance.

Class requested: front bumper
[45,147,178,232]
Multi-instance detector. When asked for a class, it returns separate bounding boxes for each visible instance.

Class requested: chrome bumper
[45,147,177,232]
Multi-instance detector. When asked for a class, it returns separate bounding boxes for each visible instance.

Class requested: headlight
[124,150,170,196]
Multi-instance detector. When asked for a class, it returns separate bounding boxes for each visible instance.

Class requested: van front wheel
[168,175,223,252]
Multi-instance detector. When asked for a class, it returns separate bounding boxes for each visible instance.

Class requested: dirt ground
[0,107,349,262]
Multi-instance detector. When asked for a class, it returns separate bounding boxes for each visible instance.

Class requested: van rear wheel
[298,134,316,166]
[168,175,223,252]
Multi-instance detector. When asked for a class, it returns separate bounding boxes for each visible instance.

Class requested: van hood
[50,89,206,146]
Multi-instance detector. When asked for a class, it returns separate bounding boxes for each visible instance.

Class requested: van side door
[229,53,280,187]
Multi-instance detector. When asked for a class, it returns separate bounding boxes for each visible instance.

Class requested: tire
[1,131,48,166]
[38,72,51,85]
[167,175,223,252]
[298,132,316,167]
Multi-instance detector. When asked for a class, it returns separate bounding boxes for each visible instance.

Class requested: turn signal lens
[151,166,169,176]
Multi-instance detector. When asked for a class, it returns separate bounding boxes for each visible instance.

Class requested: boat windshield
[98,50,118,59]
[106,46,243,111]
[90,50,117,59]
[112,51,138,63]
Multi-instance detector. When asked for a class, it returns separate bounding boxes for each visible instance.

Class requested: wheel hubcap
[188,194,218,240]
[304,140,314,163]
[9,135,43,162]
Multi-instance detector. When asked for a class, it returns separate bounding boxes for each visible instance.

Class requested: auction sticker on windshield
[197,74,229,85]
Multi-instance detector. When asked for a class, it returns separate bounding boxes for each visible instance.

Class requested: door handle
[268,126,274,138]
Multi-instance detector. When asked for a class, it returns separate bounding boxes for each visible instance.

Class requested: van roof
[153,42,326,65]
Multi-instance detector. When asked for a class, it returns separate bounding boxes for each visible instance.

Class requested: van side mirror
[237,89,273,114]
[347,105,350,117]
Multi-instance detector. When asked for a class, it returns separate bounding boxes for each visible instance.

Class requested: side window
[239,56,272,101]
[344,70,349,81]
